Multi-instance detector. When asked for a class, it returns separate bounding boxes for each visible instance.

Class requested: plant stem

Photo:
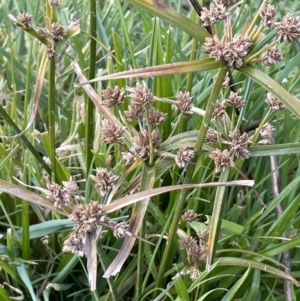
[48,58,56,181]
[154,68,226,291]
[134,165,156,300]
[85,0,97,177]
[97,244,119,301]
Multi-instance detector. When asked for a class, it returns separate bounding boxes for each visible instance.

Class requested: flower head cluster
[62,202,107,256]
[121,152,136,165]
[209,149,234,173]
[212,102,225,119]
[110,221,129,238]
[181,209,199,223]
[200,3,228,26]
[265,93,286,110]
[175,147,195,168]
[129,130,160,159]
[229,130,252,158]
[262,46,282,66]
[100,119,125,144]
[179,237,206,263]
[69,202,106,234]
[125,82,153,120]
[185,267,201,280]
[176,91,193,113]
[102,86,125,108]
[204,34,252,68]
[37,22,66,42]
[259,123,275,144]
[223,91,246,109]
[260,3,276,28]
[62,231,85,256]
[276,13,300,43]
[148,108,167,125]
[46,48,57,60]
[63,201,130,256]
[205,128,218,144]
[90,168,118,196]
[18,12,32,27]
[46,178,77,209]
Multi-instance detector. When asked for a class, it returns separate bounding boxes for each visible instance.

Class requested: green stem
[250,107,272,143]
[134,166,156,300]
[186,16,199,91]
[154,68,227,291]
[205,167,230,270]
[48,58,56,181]
[85,0,97,176]
[245,0,267,37]
[46,2,56,182]
[97,244,119,301]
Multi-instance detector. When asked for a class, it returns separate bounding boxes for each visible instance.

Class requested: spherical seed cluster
[204,35,252,68]
[175,147,195,168]
[100,119,125,144]
[90,168,118,196]
[102,86,125,108]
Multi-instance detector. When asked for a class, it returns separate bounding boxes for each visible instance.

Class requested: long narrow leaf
[239,65,300,119]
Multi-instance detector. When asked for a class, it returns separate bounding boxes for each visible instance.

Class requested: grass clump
[0,0,300,300]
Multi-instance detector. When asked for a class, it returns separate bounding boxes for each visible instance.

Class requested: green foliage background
[0,0,300,300]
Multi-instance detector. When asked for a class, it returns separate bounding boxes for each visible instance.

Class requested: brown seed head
[175,147,195,168]
[62,232,85,256]
[205,128,218,144]
[209,149,234,173]
[129,82,153,106]
[46,182,72,209]
[200,3,228,26]
[265,92,286,110]
[188,244,206,263]
[260,4,276,28]
[121,152,136,164]
[276,13,300,43]
[111,221,129,238]
[102,86,125,108]
[212,102,225,120]
[223,91,246,109]
[186,267,201,280]
[47,48,57,60]
[182,209,199,223]
[148,108,167,125]
[100,119,125,144]
[262,46,282,66]
[51,22,66,42]
[198,229,210,244]
[229,130,251,158]
[125,104,145,121]
[179,237,198,251]
[205,35,251,68]
[69,202,106,232]
[62,178,77,198]
[130,130,160,159]
[18,12,32,27]
[259,123,275,143]
[37,27,52,39]
[90,168,118,196]
[176,91,193,113]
